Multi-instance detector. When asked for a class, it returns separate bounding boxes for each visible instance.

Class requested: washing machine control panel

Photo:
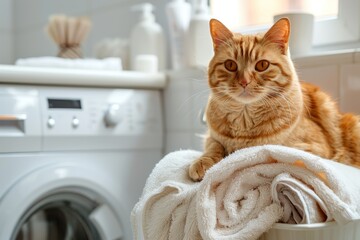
[37,87,163,151]
[0,85,163,152]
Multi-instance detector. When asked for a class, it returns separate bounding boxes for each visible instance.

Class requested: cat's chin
[233,90,260,104]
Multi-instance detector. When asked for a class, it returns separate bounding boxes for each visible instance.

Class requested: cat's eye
[224,60,238,72]
[255,60,270,72]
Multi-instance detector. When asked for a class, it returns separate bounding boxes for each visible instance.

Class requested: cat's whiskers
[262,86,296,126]
[176,87,211,117]
[264,94,293,126]
[273,82,311,117]
[171,77,212,120]
[255,86,281,112]
[260,97,277,117]
[226,87,250,101]
[211,91,242,112]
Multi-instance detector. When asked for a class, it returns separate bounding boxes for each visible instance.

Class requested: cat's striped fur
[189,18,360,181]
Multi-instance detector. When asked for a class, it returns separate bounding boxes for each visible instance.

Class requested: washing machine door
[0,164,124,240]
[13,193,122,240]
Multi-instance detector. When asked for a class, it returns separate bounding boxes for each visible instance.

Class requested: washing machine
[0,83,163,239]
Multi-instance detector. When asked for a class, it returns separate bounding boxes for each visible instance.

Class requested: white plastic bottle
[130,3,166,71]
[166,0,192,70]
[187,0,213,67]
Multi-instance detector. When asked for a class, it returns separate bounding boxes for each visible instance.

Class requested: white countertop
[0,65,167,89]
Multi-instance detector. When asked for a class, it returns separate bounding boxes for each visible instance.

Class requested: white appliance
[0,81,163,239]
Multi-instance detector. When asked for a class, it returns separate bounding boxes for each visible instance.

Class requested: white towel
[131,145,360,240]
[15,57,122,71]
[131,150,201,240]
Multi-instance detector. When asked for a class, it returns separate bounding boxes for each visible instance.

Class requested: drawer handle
[0,114,27,121]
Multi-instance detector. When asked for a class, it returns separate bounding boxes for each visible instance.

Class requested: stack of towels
[131,145,360,240]
[15,57,122,71]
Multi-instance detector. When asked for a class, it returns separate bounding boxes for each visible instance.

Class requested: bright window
[210,0,359,47]
[210,0,338,29]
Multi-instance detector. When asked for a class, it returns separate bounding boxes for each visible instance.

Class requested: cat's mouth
[239,89,253,97]
[239,88,257,100]
[230,88,260,104]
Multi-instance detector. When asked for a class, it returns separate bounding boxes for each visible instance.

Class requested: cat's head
[208,18,297,105]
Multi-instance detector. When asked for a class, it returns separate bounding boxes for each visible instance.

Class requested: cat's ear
[209,19,233,50]
[263,18,290,54]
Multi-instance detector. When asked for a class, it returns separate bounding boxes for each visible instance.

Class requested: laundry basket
[259,220,360,240]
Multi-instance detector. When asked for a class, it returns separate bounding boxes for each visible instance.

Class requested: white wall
[9,0,169,62]
[0,0,13,64]
[164,68,209,153]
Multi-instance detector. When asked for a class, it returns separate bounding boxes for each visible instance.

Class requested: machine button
[104,103,122,127]
[72,117,80,128]
[47,117,55,128]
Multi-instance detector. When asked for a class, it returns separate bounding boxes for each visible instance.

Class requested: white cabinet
[297,65,339,101]
[340,63,360,114]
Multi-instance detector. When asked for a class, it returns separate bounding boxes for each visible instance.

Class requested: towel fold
[15,56,122,71]
[131,150,201,240]
[131,145,360,240]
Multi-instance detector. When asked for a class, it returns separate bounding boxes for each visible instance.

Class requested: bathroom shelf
[0,65,167,89]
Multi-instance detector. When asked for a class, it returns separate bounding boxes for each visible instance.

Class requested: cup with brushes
[46,14,91,59]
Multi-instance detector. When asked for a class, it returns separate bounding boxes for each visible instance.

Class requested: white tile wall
[192,131,206,151]
[165,131,205,153]
[41,0,91,19]
[164,68,209,153]
[0,0,12,30]
[91,0,139,10]
[0,33,13,64]
[0,0,13,64]
[9,0,170,62]
[13,0,90,59]
[164,77,193,131]
[190,71,209,131]
[165,131,193,153]
[14,27,57,59]
[13,0,44,30]
[90,4,138,53]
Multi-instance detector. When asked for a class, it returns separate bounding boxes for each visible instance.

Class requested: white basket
[259,220,360,240]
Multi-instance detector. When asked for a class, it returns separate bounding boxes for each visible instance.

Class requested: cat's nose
[239,79,250,88]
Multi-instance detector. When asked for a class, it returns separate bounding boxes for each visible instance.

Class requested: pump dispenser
[187,0,213,67]
[133,3,154,22]
[130,3,166,71]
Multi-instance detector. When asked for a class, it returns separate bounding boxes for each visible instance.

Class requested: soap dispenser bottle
[130,3,166,71]
[187,0,213,67]
[166,0,192,70]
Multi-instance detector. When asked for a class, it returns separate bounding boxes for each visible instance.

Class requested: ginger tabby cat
[189,18,360,181]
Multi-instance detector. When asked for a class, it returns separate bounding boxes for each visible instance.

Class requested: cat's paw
[188,157,215,181]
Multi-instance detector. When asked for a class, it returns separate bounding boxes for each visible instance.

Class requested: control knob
[104,103,122,127]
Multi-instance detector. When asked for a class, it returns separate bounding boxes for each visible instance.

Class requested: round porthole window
[12,193,101,240]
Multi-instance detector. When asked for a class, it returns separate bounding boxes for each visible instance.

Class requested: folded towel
[15,57,122,71]
[131,145,360,240]
[131,150,201,240]
[197,145,360,240]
